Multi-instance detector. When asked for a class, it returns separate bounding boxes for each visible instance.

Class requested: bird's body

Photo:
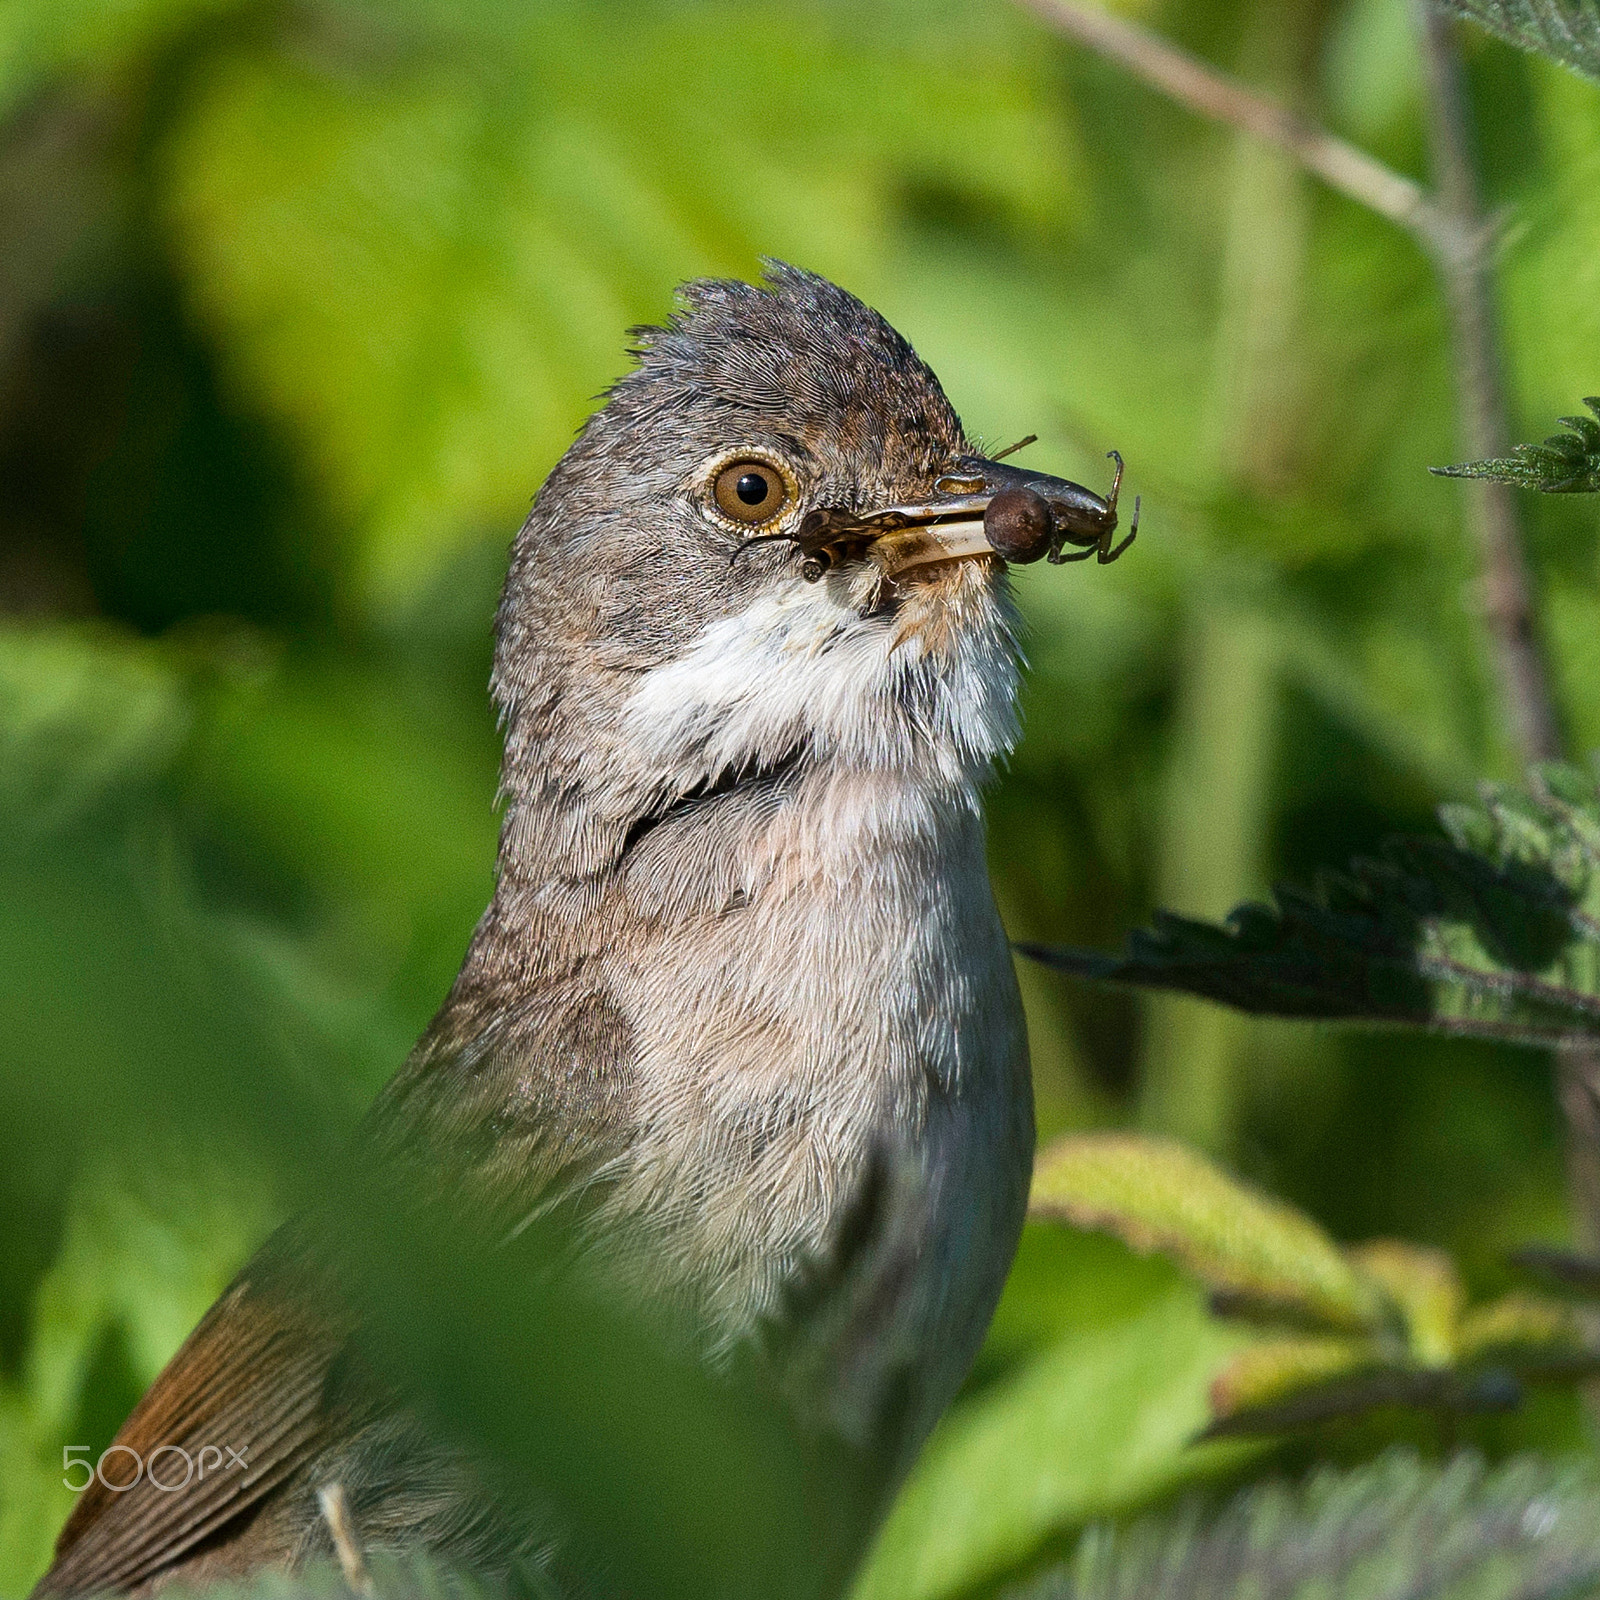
[33,267,1130,1600]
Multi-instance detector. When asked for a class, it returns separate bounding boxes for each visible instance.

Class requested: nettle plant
[1007,455,1600,1594]
[1025,759,1600,1053]
[1010,401,1600,1589]
[1025,474,1600,1446]
[1003,6,1600,1589]
[1031,1127,1597,1441]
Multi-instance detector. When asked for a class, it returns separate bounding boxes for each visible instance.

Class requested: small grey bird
[34,265,1133,1600]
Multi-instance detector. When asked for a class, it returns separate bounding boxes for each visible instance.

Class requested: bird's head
[491,265,1132,881]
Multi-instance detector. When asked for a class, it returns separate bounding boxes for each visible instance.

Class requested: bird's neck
[479,567,1019,947]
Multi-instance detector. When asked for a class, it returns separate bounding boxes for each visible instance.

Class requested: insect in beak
[731,451,1139,581]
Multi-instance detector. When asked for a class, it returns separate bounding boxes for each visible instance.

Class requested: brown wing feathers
[35,1276,341,1597]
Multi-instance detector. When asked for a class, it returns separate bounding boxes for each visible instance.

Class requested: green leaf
[1200,1325,1598,1442]
[1432,398,1600,492]
[0,624,191,832]
[1197,1267,1596,1441]
[1021,1450,1600,1600]
[850,1291,1259,1600]
[1456,1291,1590,1364]
[1030,1135,1383,1333]
[1023,1140,1598,1444]
[979,1224,1193,1373]
[1021,766,1600,1048]
[189,659,499,1014]
[0,1157,275,1594]
[1206,1336,1377,1420]
[1511,1244,1600,1294]
[1346,1240,1464,1364]
[1435,2,1600,83]
[24,1159,272,1429]
[1197,1364,1529,1439]
[85,1452,1600,1600]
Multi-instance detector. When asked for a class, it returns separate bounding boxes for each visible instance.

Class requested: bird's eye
[713,460,791,525]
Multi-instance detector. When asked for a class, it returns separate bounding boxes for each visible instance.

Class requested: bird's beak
[862,453,1138,578]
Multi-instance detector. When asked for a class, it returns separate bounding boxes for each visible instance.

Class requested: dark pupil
[735,472,770,507]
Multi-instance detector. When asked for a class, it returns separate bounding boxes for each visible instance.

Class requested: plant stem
[1411,0,1562,766]
[1406,2,1600,1271]
[1138,606,1279,1154]
[1022,0,1563,767]
[1018,0,1454,245]
[1559,1056,1600,1254]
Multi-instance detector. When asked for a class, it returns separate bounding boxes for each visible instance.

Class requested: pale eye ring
[711,458,793,526]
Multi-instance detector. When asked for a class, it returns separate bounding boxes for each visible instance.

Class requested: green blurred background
[1,0,1598,1595]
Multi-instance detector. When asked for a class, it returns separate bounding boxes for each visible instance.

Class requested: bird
[31,264,1134,1600]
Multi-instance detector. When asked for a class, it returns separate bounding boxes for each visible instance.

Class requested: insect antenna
[989,433,1039,463]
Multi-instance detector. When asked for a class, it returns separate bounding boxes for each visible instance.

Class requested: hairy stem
[1023,0,1562,764]
[1019,0,1453,243]
[1411,0,1562,766]
[1405,2,1600,1275]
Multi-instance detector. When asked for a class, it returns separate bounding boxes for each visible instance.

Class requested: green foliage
[1030,1135,1380,1331]
[161,0,1075,608]
[853,1290,1258,1600]
[0,0,246,116]
[321,1173,885,1600]
[1,0,1598,1596]
[0,1159,273,1586]
[1437,0,1600,82]
[1432,399,1600,493]
[98,1453,1600,1600]
[1028,1136,1593,1442]
[0,625,190,831]
[1022,1451,1600,1600]
[1022,766,1600,1048]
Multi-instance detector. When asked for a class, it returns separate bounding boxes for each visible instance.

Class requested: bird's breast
[594,777,1033,1458]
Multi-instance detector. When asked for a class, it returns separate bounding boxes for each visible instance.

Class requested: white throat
[619,562,1021,807]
